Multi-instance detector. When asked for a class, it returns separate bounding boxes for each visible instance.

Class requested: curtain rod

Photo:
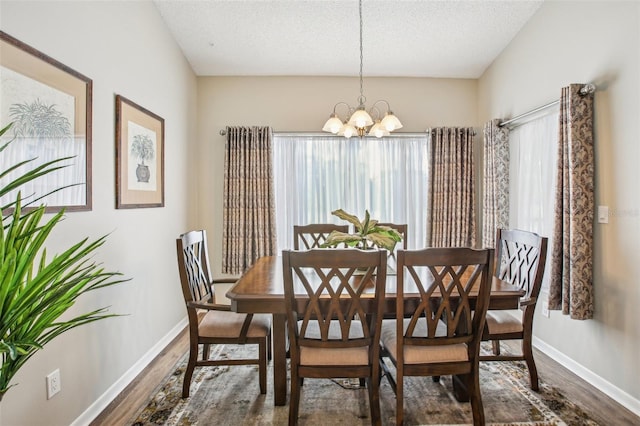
[498,83,596,128]
[219,130,429,138]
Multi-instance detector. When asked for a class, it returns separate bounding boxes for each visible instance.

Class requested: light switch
[598,205,609,224]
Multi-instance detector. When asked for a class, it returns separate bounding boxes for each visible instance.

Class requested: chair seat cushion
[485,310,523,335]
[298,321,369,366]
[199,310,271,338]
[380,318,468,364]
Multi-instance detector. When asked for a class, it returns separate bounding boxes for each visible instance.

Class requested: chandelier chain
[321,0,402,137]
[358,0,365,105]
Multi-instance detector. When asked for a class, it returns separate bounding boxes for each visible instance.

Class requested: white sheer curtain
[273,134,429,253]
[508,110,558,292]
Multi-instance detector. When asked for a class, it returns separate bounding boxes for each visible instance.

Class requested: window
[273,134,429,252]
[509,110,559,291]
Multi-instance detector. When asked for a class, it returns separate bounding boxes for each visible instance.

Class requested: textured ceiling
[153,0,543,78]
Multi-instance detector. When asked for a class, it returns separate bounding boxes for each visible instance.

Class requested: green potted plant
[321,209,402,252]
[0,123,127,401]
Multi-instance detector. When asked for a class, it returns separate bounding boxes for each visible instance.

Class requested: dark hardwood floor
[91,327,639,426]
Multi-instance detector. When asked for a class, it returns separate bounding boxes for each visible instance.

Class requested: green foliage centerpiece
[320,209,402,252]
[0,123,127,401]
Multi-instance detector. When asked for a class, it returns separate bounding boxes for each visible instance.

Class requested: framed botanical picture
[115,95,164,209]
[0,31,92,212]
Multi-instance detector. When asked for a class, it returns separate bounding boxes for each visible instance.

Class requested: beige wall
[1,1,197,424]
[196,76,478,276]
[479,0,640,409]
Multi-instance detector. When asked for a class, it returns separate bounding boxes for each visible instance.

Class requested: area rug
[129,343,600,426]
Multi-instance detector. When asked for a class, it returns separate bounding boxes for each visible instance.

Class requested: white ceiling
[153,0,543,79]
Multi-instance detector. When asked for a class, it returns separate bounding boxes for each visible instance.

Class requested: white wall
[0,1,197,425]
[196,76,478,275]
[479,0,640,411]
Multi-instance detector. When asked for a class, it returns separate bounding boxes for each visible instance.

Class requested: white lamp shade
[381,112,403,131]
[323,115,343,133]
[339,123,358,138]
[368,121,389,138]
[348,108,374,128]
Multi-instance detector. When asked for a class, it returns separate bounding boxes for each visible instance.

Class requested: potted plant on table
[0,123,127,401]
[320,209,402,252]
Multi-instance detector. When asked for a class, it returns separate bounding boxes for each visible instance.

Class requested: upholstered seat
[381,319,468,364]
[485,310,524,335]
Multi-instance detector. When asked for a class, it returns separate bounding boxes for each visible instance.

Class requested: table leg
[272,313,287,406]
[452,373,470,402]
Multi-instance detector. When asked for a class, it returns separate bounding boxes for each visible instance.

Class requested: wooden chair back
[176,229,216,309]
[293,223,349,249]
[377,222,408,249]
[283,248,387,354]
[494,229,548,309]
[397,247,494,351]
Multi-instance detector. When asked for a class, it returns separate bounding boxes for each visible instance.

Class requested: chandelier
[322,0,403,138]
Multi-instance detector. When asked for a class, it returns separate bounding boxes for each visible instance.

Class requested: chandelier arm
[372,99,392,113]
[332,101,353,117]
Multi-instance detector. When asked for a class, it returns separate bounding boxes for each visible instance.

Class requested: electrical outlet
[541,304,550,318]
[46,369,61,399]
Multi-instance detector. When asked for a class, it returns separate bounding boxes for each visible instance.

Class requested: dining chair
[175,230,271,398]
[377,223,407,274]
[282,248,388,426]
[376,223,408,249]
[293,223,349,249]
[480,228,548,391]
[380,247,494,426]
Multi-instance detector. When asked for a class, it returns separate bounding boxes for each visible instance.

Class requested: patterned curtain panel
[426,127,476,248]
[548,85,594,319]
[482,119,510,248]
[222,126,277,275]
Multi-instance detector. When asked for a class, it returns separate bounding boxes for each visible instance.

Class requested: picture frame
[115,95,164,209]
[0,31,92,212]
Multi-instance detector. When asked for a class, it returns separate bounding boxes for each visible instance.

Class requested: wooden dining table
[226,255,524,406]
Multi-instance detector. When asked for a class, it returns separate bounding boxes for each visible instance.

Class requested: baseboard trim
[533,336,640,417]
[71,318,188,426]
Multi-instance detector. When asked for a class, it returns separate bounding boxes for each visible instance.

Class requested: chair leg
[468,368,486,426]
[523,337,539,391]
[202,343,210,360]
[491,339,501,355]
[396,367,404,426]
[366,376,382,426]
[182,342,198,398]
[289,370,301,426]
[259,339,267,394]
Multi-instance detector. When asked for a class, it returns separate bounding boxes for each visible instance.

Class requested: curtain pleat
[482,119,510,248]
[222,126,277,275]
[426,127,476,248]
[548,84,594,319]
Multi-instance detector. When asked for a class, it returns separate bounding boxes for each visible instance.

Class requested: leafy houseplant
[320,209,402,252]
[0,123,127,401]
